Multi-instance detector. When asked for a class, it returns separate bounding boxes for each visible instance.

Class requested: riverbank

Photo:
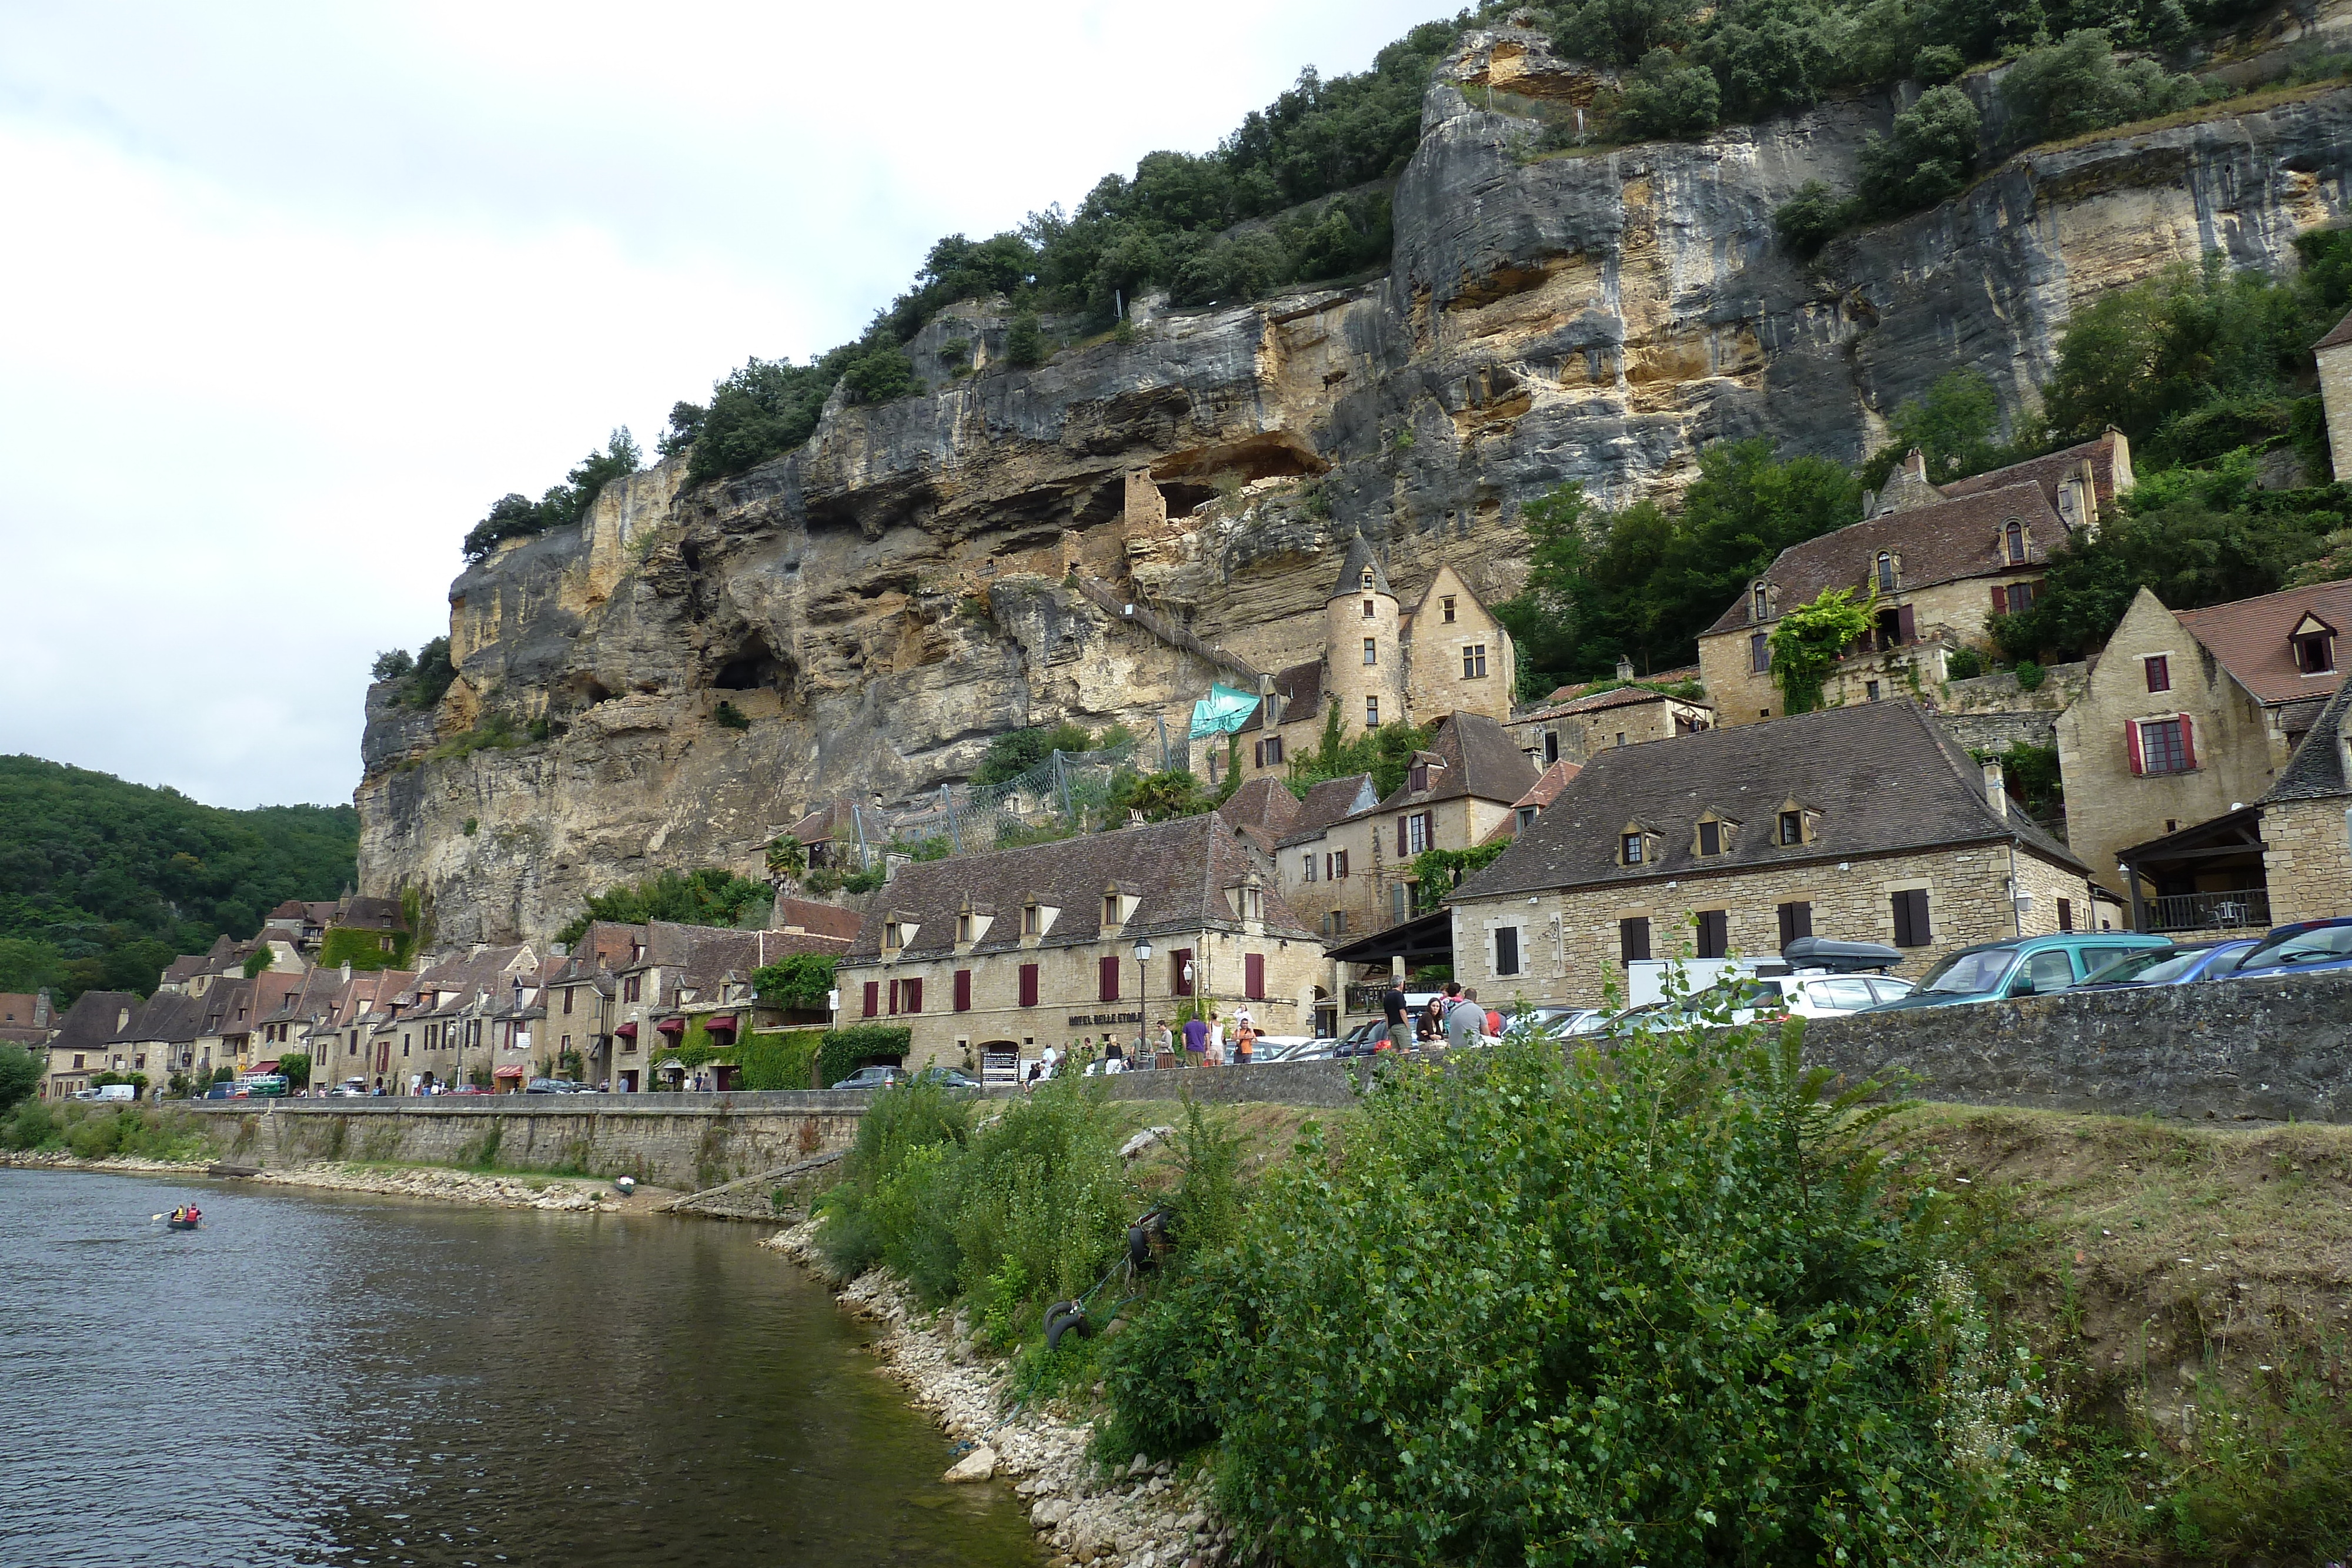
[0,1149,683,1214]
[767,1218,1235,1568]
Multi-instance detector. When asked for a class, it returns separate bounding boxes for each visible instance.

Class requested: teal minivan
[1859,932,2173,1012]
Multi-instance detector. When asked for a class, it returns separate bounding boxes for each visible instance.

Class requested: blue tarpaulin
[1188,683,1259,739]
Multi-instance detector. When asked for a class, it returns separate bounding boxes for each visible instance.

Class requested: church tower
[1324,535,1405,733]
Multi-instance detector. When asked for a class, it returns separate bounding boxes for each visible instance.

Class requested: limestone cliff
[358,28,2352,945]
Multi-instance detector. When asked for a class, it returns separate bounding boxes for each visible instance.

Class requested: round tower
[1324,535,1405,733]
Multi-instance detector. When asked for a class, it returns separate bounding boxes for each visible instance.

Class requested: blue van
[1859,931,2172,1012]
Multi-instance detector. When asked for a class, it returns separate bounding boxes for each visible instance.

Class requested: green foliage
[3,1098,56,1151]
[971,720,1101,785]
[814,1075,978,1281]
[0,1042,39,1114]
[2013,658,2046,691]
[1862,367,2017,490]
[1100,1022,2045,1564]
[369,648,413,682]
[1495,440,1859,687]
[461,428,640,563]
[751,952,836,1012]
[840,345,922,404]
[1411,841,1513,913]
[1615,46,1723,139]
[1553,0,1701,65]
[736,1028,826,1091]
[713,700,751,731]
[1770,584,1877,713]
[1980,741,2062,816]
[390,636,457,710]
[1285,706,1436,800]
[1771,179,1849,260]
[817,1024,913,1089]
[0,755,357,1006]
[1859,84,1980,216]
[1004,312,1048,367]
[1946,646,1985,678]
[240,947,272,979]
[1999,29,2204,146]
[26,1102,213,1162]
[318,925,407,972]
[763,835,806,880]
[1104,769,1214,824]
[684,355,847,486]
[552,867,774,947]
[276,1051,311,1091]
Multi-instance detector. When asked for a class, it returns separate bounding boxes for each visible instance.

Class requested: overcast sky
[0,1,1446,811]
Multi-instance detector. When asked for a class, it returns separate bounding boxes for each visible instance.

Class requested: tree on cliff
[553,868,774,946]
[461,428,640,563]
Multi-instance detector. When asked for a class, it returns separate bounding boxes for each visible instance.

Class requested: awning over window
[613,1022,637,1039]
[655,1017,686,1035]
[705,1014,738,1034]
[493,1065,526,1079]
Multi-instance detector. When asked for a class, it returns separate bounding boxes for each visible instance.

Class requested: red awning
[493,1065,526,1079]
[614,1022,637,1039]
[705,1014,738,1034]
[655,1018,685,1035]
[255,1061,280,1073]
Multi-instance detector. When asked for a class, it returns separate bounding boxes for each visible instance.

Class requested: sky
[0,1,1448,811]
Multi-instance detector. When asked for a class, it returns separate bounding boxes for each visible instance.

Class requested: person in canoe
[166,1205,202,1229]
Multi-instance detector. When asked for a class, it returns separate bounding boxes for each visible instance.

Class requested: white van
[72,1084,136,1102]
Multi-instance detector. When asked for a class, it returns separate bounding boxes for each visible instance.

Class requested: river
[0,1169,1040,1568]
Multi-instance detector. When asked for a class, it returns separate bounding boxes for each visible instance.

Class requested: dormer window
[1698,820,1722,856]
[2004,519,2026,564]
[1876,551,1895,592]
[883,921,904,955]
[1361,567,1375,591]
[1441,595,1457,623]
[1102,892,1120,925]
[1408,763,1428,791]
[1022,903,1041,936]
[1621,832,1645,866]
[1752,583,1769,621]
[957,912,974,942]
[1778,810,1802,846]
[2291,614,2336,674]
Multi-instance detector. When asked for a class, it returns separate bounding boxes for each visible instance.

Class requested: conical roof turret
[1329,534,1392,602]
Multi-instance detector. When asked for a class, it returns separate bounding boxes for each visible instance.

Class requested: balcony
[2145,889,2270,934]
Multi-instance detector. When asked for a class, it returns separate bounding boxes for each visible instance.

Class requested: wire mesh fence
[841,735,1151,865]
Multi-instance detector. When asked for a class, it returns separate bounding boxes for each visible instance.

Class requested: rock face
[358,28,2352,945]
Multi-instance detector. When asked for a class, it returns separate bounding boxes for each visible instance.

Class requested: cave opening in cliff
[714,630,787,692]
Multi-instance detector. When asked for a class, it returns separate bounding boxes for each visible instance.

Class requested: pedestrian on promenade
[1481,992,1502,1037]
[1153,1019,1172,1066]
[1181,1013,1208,1067]
[1444,984,1481,1052]
[1207,1011,1225,1067]
[1105,1035,1125,1073]
[1233,1017,1255,1066]
[1381,977,1409,1054]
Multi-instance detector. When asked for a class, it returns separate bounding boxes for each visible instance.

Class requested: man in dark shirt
[1181,1014,1210,1066]
[1381,980,1410,1054]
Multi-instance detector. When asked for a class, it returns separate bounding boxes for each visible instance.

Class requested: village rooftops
[1235,657,1324,735]
[2263,677,2352,803]
[1542,666,1699,704]
[1456,700,2089,901]
[1274,773,1381,849]
[1938,429,2132,517]
[1515,684,1698,726]
[2316,306,2352,352]
[2174,580,2352,707]
[843,813,1314,964]
[1373,711,1538,813]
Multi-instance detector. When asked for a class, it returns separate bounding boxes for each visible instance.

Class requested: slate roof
[1237,657,1325,734]
[2316,306,2352,352]
[336,896,407,932]
[2174,581,2352,707]
[1374,711,1538,812]
[1276,774,1382,847]
[2261,677,2352,803]
[412,945,538,1009]
[1939,430,2129,516]
[0,993,46,1030]
[1515,757,1583,811]
[842,813,1313,963]
[1219,775,1303,841]
[47,991,144,1054]
[1702,482,2066,638]
[121,989,206,1045]
[770,896,862,940]
[1331,534,1392,601]
[1455,700,2089,901]
[1516,685,1695,726]
[1543,666,1699,704]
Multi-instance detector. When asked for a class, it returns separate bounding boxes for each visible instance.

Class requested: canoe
[166,1218,200,1231]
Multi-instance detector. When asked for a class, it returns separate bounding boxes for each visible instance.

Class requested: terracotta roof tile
[2176,581,2352,707]
[1218,775,1302,838]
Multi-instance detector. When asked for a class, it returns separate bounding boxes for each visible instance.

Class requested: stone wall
[189,1094,867,1190]
[1097,1058,1362,1109]
[2320,337,2352,483]
[2263,794,2352,922]
[1802,970,2352,1123]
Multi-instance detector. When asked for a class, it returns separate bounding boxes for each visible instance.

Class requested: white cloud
[0,0,1448,808]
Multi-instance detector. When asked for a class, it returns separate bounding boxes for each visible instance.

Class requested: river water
[0,1169,1040,1568]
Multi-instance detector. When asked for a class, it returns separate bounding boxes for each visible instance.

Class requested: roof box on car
[1781,937,1903,974]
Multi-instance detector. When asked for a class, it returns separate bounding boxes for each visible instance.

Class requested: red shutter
[1990,585,2008,615]
[906,978,921,1015]
[861,981,878,1018]
[1896,604,1916,644]
[1018,964,1039,1008]
[2179,714,2196,769]
[2126,720,2144,776]
[954,969,971,1012]
[1099,955,1120,1002]
[1244,953,1265,1001]
[1171,948,1193,996]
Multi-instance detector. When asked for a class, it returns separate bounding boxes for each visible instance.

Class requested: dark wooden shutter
[2057,899,2073,933]
[1018,964,1038,1008]
[1172,948,1193,996]
[954,969,971,1012]
[1098,955,1120,1002]
[1896,604,1916,643]
[905,978,922,1015]
[1495,927,1519,976]
[1778,901,1812,947]
[861,981,878,1018]
[1697,910,1728,959]
[1244,953,1265,1000]
[1991,585,2009,614]
[1398,818,1409,856]
[1892,889,1931,947]
[1619,918,1651,965]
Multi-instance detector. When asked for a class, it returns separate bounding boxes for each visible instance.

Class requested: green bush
[713,700,751,731]
[841,346,921,404]
[736,1028,826,1091]
[1857,85,1980,216]
[3,1099,57,1151]
[751,953,836,1012]
[0,1042,38,1114]
[1004,312,1047,368]
[1946,646,1984,678]
[462,429,640,563]
[817,1024,913,1088]
[1100,1023,2047,1564]
[1998,29,2203,148]
[1616,47,1723,139]
[1772,179,1851,259]
[554,867,774,946]
[816,1076,977,1281]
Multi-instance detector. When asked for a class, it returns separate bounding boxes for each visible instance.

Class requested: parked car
[71,1084,137,1102]
[1330,1018,1388,1057]
[1245,1035,1314,1063]
[1860,932,2173,1012]
[2227,917,2352,982]
[328,1079,369,1097]
[2073,938,2260,989]
[830,1065,907,1091]
[524,1077,584,1094]
[202,1083,235,1100]
[910,1067,983,1091]
[446,1085,491,1096]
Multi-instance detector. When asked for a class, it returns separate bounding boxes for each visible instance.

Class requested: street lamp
[1132,938,1152,1069]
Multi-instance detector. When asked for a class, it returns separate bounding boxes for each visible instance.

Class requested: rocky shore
[765,1216,1239,1568]
[1,1150,674,1214]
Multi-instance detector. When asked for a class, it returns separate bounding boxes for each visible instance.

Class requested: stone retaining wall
[1093,1059,1364,1108]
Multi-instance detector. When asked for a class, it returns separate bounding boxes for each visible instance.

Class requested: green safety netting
[1188,683,1259,739]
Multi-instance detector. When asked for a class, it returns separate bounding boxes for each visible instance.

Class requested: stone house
[2257,678,2352,924]
[1697,434,2133,725]
[1481,757,1583,845]
[1448,700,2103,1009]
[0,990,53,1052]
[1277,712,1537,941]
[1507,681,1713,767]
[2318,306,2352,482]
[1227,539,1518,784]
[606,922,850,1092]
[2061,581,2352,915]
[833,813,1323,1075]
[38,991,142,1099]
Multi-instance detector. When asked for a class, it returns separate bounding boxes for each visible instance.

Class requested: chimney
[339,961,352,982]
[1983,759,2008,818]
[1615,654,1634,683]
[1905,448,1927,480]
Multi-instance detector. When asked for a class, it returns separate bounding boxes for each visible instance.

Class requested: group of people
[1382,980,1501,1054]
[1044,1008,1261,1076]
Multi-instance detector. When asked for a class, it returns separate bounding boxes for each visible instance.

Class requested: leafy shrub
[65,1109,123,1159]
[554,867,774,945]
[948,1081,1134,1336]
[3,1098,56,1151]
[713,700,751,731]
[2014,658,2047,690]
[841,346,921,404]
[0,1042,38,1114]
[1005,312,1047,367]
[1858,85,1980,215]
[461,429,640,563]
[1616,47,1723,139]
[1772,179,1852,259]
[817,1024,913,1089]
[1999,29,2203,148]
[971,721,1102,785]
[684,356,845,486]
[1770,584,1877,711]
[752,953,836,1012]
[1912,42,1965,82]
[1101,1024,2045,1564]
[816,1076,976,1279]
[1946,646,1985,678]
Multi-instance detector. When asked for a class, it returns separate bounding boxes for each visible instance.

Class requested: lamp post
[1132,938,1152,1070]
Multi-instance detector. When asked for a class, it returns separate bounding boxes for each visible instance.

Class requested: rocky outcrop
[359,26,2351,945]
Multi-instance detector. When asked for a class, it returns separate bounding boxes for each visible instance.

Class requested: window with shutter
[1495,926,1520,975]
[2179,714,2196,770]
[1267,737,1282,764]
[1696,910,1728,959]
[1698,820,1720,856]
[1334,850,1348,877]
[1891,889,1932,947]
[905,978,922,1014]
[1749,632,1769,672]
[1018,964,1039,1008]
[1099,955,1120,1002]
[1398,819,1409,855]
[1896,604,1916,644]
[1244,953,1265,999]
[861,981,879,1018]
[2140,718,2189,774]
[954,969,971,1011]
[1991,584,2009,615]
[1619,917,1650,965]
[1171,949,1193,996]
[1778,901,1812,945]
